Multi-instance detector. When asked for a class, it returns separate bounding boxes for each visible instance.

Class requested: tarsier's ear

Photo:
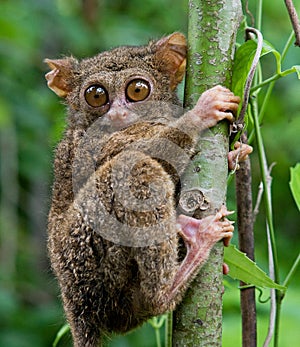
[153,32,187,90]
[44,57,78,98]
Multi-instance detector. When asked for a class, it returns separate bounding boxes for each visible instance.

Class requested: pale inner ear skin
[153,32,187,90]
[44,58,77,98]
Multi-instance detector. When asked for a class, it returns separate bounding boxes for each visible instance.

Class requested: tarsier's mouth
[111,118,132,130]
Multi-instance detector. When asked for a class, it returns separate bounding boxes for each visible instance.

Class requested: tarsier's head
[45,33,186,130]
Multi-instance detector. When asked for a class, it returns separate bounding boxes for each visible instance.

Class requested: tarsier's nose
[107,106,128,122]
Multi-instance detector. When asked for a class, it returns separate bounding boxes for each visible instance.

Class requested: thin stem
[251,75,280,92]
[251,96,282,347]
[165,312,173,347]
[251,67,297,92]
[263,224,276,347]
[155,327,161,347]
[248,31,295,144]
[283,252,300,288]
[256,0,263,32]
[258,84,274,124]
[274,294,283,347]
[248,80,275,144]
[251,98,279,282]
[149,316,166,347]
[281,31,296,62]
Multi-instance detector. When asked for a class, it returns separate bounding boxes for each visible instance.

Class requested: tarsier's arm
[157,85,252,177]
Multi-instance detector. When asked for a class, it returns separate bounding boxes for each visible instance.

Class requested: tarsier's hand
[191,85,240,129]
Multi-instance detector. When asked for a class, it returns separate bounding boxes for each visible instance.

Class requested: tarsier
[45,33,251,347]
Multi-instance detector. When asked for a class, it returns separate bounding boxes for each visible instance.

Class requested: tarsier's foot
[177,205,234,250]
[167,206,234,299]
[228,142,253,171]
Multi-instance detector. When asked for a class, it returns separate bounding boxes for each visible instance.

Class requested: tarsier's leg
[165,206,234,304]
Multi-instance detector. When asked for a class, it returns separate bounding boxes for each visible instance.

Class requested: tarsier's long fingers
[192,85,241,129]
[214,87,241,113]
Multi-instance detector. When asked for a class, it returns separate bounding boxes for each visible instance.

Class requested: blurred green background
[0,0,299,346]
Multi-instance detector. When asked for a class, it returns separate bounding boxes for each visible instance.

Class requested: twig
[284,0,300,47]
[253,162,276,222]
[245,1,255,27]
[253,181,263,222]
[283,252,300,287]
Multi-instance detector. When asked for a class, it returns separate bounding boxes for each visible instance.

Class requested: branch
[236,133,257,347]
[284,0,300,47]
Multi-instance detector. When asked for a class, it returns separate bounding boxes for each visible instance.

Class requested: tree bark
[173,1,242,346]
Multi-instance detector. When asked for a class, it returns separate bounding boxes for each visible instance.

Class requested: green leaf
[289,163,300,211]
[232,39,282,100]
[224,245,286,291]
[232,40,257,99]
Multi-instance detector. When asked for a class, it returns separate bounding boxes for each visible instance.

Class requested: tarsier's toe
[214,206,234,246]
[228,142,253,170]
[221,219,234,246]
[223,263,230,275]
[215,205,234,220]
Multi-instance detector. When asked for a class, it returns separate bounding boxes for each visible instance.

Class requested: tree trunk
[173,1,242,346]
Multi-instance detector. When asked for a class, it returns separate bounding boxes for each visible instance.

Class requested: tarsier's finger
[220,220,234,232]
[215,206,234,220]
[221,219,234,246]
[220,101,240,113]
[227,94,241,103]
[216,111,234,122]
[219,230,233,245]
[223,236,232,247]
[218,90,240,101]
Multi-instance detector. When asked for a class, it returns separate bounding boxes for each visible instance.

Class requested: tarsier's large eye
[84,84,109,107]
[126,79,150,102]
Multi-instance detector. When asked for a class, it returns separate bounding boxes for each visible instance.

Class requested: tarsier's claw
[215,205,235,219]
